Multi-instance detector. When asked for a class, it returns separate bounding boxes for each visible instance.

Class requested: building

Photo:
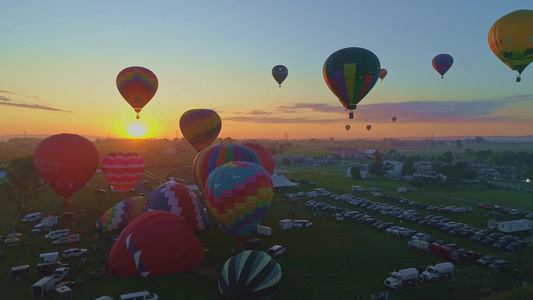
[487,219,532,233]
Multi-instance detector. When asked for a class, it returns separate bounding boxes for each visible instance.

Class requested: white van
[40,252,59,263]
[45,229,69,240]
[293,220,312,228]
[119,290,158,300]
[22,212,42,222]
[267,245,285,258]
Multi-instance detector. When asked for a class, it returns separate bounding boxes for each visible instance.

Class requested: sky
[1,1,533,141]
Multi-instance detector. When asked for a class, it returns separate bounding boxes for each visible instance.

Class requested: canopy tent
[271,173,298,188]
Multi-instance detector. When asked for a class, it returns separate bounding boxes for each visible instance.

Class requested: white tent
[271,173,298,188]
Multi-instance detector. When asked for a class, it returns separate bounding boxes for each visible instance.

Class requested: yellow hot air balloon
[488,10,533,82]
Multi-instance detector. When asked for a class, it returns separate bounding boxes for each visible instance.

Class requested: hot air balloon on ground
[272,65,288,87]
[101,151,145,199]
[345,125,351,131]
[219,250,282,300]
[34,133,99,202]
[366,125,372,131]
[379,69,387,81]
[432,54,453,79]
[488,9,533,82]
[180,109,222,152]
[323,47,381,119]
[205,161,273,245]
[116,66,158,119]
[193,144,261,196]
[95,196,147,232]
[241,143,275,176]
[107,210,205,276]
[392,117,397,122]
[143,178,210,231]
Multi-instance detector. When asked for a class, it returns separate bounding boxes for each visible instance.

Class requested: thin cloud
[0,90,74,113]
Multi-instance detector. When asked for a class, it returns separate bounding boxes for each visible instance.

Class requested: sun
[127,122,147,138]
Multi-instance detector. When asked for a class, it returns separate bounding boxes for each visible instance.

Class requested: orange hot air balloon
[116,66,158,119]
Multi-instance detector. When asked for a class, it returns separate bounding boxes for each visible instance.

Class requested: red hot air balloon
[107,210,205,276]
[432,54,454,79]
[379,69,387,81]
[180,109,222,152]
[392,117,397,122]
[345,125,351,131]
[101,151,145,199]
[116,66,158,119]
[366,125,372,131]
[34,133,99,202]
[241,143,275,176]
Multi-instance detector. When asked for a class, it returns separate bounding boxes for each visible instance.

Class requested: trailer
[408,239,429,251]
[256,225,272,236]
[278,219,293,230]
[31,276,55,297]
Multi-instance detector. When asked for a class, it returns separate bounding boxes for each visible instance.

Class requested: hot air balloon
[193,144,261,196]
[34,133,99,202]
[488,9,533,82]
[107,210,205,276]
[205,161,273,245]
[366,125,372,131]
[323,47,381,119]
[392,117,397,122]
[95,196,147,232]
[241,143,275,176]
[143,178,210,231]
[179,109,222,152]
[219,250,282,300]
[272,65,288,87]
[101,151,145,199]
[432,54,453,79]
[379,69,388,81]
[345,125,351,131]
[116,66,158,119]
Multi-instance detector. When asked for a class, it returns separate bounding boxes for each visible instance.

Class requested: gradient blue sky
[1,1,532,140]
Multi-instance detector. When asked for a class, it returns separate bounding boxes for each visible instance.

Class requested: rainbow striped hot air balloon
[205,161,273,245]
[179,109,222,152]
[95,196,147,232]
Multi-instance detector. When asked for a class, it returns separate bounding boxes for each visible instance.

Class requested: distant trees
[350,167,361,179]
[401,161,416,176]
[455,140,463,148]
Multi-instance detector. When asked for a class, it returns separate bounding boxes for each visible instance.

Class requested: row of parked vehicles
[384,261,460,290]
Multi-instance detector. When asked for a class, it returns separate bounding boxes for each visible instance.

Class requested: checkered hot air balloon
[95,196,147,232]
[116,66,158,119]
[179,109,222,152]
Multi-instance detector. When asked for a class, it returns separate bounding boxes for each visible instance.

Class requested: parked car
[459,250,481,262]
[53,234,80,245]
[62,248,88,259]
[488,259,509,272]
[477,256,497,266]
[242,238,263,250]
[52,267,70,283]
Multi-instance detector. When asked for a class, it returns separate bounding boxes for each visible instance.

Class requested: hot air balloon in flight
[193,144,261,196]
[107,210,205,277]
[219,250,282,300]
[116,66,158,119]
[95,196,147,232]
[241,143,275,176]
[179,109,222,152]
[34,133,99,202]
[379,69,388,81]
[432,54,453,79]
[366,125,372,131]
[205,161,273,245]
[392,117,397,122]
[345,125,351,131]
[488,9,533,82]
[272,65,288,87]
[101,151,145,199]
[323,47,381,119]
[143,178,210,231]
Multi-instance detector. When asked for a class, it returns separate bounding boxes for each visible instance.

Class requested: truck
[31,276,56,297]
[32,216,59,233]
[40,252,59,263]
[278,219,293,230]
[408,239,429,251]
[256,225,272,236]
[352,186,365,192]
[421,262,458,282]
[384,268,419,290]
[428,243,458,261]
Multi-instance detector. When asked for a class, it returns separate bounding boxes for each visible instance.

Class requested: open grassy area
[1,165,533,299]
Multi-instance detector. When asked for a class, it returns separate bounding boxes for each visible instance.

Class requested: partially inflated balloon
[366,125,372,131]
[241,143,275,176]
[193,144,261,196]
[34,133,99,201]
[432,54,453,79]
[345,125,351,131]
[488,10,533,82]
[206,161,273,245]
[323,47,381,119]
[116,66,158,119]
[379,69,387,81]
[95,196,147,232]
[180,109,222,152]
[101,151,145,199]
[272,65,288,87]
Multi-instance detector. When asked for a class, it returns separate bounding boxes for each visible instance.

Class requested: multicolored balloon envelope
[180,109,222,152]
[432,54,454,79]
[379,68,387,81]
[272,65,288,87]
[219,250,282,300]
[116,66,158,119]
[193,144,261,196]
[241,143,275,176]
[34,133,99,201]
[101,151,145,199]
[107,210,205,276]
[488,9,533,82]
[205,161,273,245]
[143,178,210,231]
[95,196,147,232]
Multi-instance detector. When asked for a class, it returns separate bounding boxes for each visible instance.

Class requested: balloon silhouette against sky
[116,66,158,119]
[272,65,288,87]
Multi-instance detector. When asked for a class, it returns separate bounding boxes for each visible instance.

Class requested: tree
[368,162,393,178]
[281,158,291,166]
[401,161,416,176]
[455,140,463,148]
[278,145,285,154]
[464,148,474,158]
[1,155,44,215]
[474,136,485,144]
[350,167,361,179]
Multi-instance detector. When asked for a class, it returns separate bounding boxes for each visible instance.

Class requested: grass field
[1,164,533,299]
